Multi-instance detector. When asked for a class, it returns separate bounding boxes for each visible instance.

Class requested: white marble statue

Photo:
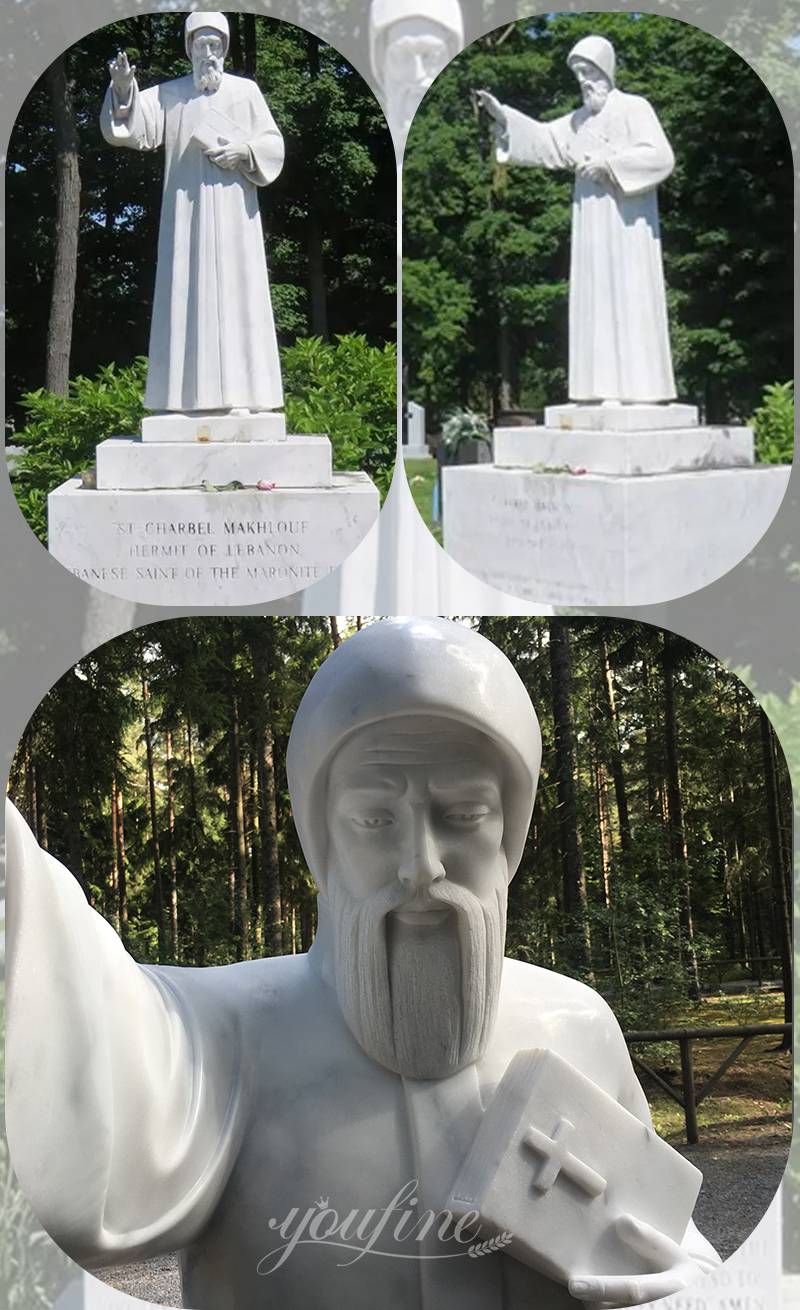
[101,13,284,415]
[6,619,721,1309]
[477,35,677,404]
[370,0,464,143]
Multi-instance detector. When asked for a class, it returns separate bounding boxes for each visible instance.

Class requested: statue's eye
[353,813,394,830]
[443,806,491,826]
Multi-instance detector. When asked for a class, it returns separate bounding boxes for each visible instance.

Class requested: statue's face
[324,716,508,1079]
[327,716,505,903]
[379,17,454,138]
[571,57,612,114]
[191,29,226,93]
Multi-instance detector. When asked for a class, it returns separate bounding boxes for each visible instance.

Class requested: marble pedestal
[48,473,379,604]
[442,463,790,606]
[493,426,754,476]
[96,435,332,490]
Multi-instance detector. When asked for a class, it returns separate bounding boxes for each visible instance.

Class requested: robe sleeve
[5,799,246,1267]
[604,94,674,197]
[100,80,164,152]
[240,81,285,187]
[495,106,574,171]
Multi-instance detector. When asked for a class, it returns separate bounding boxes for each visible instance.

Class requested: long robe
[6,802,715,1310]
[101,73,284,413]
[498,89,677,403]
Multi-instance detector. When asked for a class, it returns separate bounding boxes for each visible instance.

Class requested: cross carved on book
[522,1116,608,1199]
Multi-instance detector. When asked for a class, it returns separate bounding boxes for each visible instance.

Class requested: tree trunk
[116,781,128,945]
[598,635,631,859]
[329,616,341,648]
[45,53,81,395]
[165,728,179,962]
[305,33,329,340]
[243,13,257,78]
[249,631,283,956]
[759,710,792,1043]
[548,621,593,977]
[141,666,165,963]
[661,635,701,997]
[227,663,250,960]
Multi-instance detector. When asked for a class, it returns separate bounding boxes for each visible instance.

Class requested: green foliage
[11,360,148,542]
[441,407,491,454]
[6,14,394,421]
[750,381,794,465]
[282,334,396,498]
[11,334,396,543]
[404,13,792,425]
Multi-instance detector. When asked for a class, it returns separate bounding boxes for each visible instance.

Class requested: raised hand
[567,1213,719,1308]
[474,89,507,126]
[109,49,136,101]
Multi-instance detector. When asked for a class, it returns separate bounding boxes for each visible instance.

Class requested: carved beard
[193,55,224,93]
[329,869,507,1080]
[582,82,610,114]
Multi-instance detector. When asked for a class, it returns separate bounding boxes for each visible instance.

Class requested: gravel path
[94,1136,787,1305]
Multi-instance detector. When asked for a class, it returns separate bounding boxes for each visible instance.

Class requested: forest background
[6,12,398,534]
[8,614,792,1031]
[404,12,794,438]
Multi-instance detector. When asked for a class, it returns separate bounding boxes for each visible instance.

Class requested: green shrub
[11,334,397,544]
[751,380,794,465]
[282,334,396,498]
[11,359,149,543]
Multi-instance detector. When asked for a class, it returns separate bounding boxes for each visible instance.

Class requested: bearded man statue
[5,618,719,1309]
[101,12,284,416]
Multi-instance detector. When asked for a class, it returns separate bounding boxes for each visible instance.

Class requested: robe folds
[498,89,677,403]
[101,73,284,413]
[6,803,714,1310]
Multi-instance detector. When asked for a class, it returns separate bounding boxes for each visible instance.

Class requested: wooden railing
[624,1023,791,1145]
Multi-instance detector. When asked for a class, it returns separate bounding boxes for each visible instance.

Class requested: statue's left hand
[206,142,250,171]
[576,156,610,184]
[567,1214,719,1308]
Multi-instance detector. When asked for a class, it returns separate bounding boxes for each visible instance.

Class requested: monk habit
[101,73,284,413]
[498,86,677,403]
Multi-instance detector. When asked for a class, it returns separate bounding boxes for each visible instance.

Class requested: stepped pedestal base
[493,425,754,476]
[442,464,790,606]
[141,411,287,442]
[48,473,379,605]
[544,402,699,432]
[96,435,331,490]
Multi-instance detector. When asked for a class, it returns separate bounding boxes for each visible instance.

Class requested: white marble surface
[141,411,287,443]
[48,472,378,604]
[485,37,678,403]
[443,464,791,606]
[96,435,332,490]
[370,0,464,146]
[650,1192,781,1308]
[101,15,285,413]
[545,403,699,432]
[493,426,754,475]
[6,621,719,1309]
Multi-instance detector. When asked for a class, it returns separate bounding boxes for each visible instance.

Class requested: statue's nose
[398,810,445,894]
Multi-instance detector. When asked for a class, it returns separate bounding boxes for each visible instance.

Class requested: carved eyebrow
[334,771,405,797]
[427,776,501,800]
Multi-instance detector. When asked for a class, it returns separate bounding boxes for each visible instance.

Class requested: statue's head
[287,618,542,1080]
[370,0,464,136]
[185,12,229,93]
[567,35,616,114]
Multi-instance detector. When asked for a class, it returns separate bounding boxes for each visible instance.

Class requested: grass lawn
[630,993,791,1147]
[404,458,440,543]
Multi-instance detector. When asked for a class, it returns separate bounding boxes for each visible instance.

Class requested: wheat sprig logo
[468,1232,513,1258]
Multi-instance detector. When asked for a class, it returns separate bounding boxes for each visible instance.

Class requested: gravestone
[404,400,431,460]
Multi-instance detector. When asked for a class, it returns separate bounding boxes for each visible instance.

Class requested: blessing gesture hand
[109,50,136,101]
[474,89,507,128]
